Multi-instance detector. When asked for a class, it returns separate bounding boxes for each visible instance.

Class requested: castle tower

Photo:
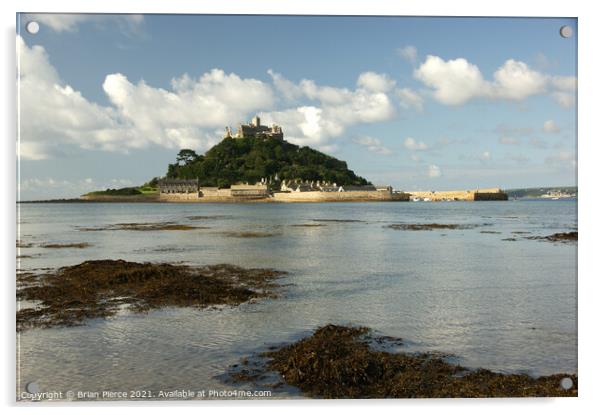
[251,116,261,127]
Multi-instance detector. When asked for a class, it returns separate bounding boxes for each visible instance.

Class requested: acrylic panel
[16,13,577,401]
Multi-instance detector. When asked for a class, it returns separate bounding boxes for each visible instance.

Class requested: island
[81,116,508,203]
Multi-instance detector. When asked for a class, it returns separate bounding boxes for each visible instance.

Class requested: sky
[16,14,577,200]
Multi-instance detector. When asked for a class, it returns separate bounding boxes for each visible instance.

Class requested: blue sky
[17,14,577,199]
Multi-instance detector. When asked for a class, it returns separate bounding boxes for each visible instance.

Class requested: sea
[16,200,577,399]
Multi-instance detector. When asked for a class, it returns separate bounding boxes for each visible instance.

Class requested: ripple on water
[17,201,577,397]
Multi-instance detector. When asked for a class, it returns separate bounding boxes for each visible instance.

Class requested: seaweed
[312,219,364,223]
[290,224,326,227]
[219,231,278,238]
[231,325,577,398]
[40,242,92,249]
[78,222,204,231]
[526,232,577,243]
[385,223,479,231]
[186,215,230,220]
[17,260,286,331]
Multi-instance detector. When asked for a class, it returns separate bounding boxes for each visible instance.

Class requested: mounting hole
[560,377,573,390]
[25,381,39,394]
[26,21,40,35]
[559,25,573,38]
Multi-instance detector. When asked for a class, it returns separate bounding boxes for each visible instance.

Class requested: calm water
[16,201,577,399]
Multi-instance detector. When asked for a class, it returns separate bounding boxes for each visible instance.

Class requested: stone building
[282,182,312,192]
[229,183,269,198]
[281,179,343,192]
[224,116,284,140]
[281,180,313,192]
[338,184,377,192]
[375,185,393,194]
[158,179,199,194]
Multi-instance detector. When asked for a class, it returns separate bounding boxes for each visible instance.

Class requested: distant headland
[76,116,508,203]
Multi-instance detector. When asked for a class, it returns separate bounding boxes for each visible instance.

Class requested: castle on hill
[223,116,284,140]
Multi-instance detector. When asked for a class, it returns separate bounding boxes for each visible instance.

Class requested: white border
[2,1,600,414]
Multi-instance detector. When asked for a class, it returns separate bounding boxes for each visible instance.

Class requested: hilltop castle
[223,116,284,140]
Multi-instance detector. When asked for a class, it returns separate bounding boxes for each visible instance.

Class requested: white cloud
[266,69,302,101]
[491,60,547,100]
[545,151,576,168]
[29,33,575,165]
[353,136,392,155]
[104,69,275,147]
[267,71,397,122]
[543,120,561,133]
[18,36,129,159]
[550,75,577,109]
[397,45,417,63]
[262,71,397,148]
[24,13,144,33]
[18,36,273,160]
[397,88,424,111]
[552,91,575,108]
[414,55,576,106]
[25,14,90,32]
[259,107,337,149]
[414,55,488,105]
[18,142,50,161]
[357,72,396,93]
[428,165,441,178]
[551,76,577,91]
[404,137,429,151]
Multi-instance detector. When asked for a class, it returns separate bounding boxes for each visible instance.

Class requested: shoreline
[19,187,512,203]
[19,194,410,204]
[19,192,512,204]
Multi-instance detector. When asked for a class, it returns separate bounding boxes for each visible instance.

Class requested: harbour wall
[158,192,270,203]
[272,191,409,202]
[85,189,506,203]
[158,192,200,201]
[157,190,409,203]
[408,188,508,201]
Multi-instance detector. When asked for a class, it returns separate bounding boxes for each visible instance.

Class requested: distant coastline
[505,186,577,200]
[19,186,581,204]
[32,184,574,205]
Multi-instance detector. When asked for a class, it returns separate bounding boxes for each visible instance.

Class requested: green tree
[176,149,198,165]
[164,136,370,187]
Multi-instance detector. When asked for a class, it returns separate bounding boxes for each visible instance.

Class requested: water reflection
[17,201,577,397]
